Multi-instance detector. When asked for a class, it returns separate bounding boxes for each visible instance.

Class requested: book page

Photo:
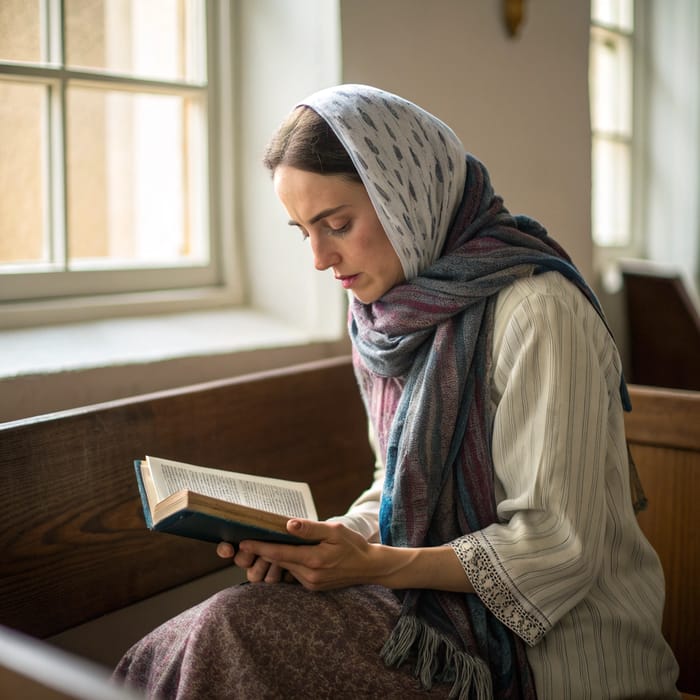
[146,456,317,520]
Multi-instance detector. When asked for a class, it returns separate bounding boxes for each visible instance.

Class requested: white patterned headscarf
[300,84,467,281]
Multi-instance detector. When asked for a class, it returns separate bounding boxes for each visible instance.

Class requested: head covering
[297,84,631,700]
[301,84,467,280]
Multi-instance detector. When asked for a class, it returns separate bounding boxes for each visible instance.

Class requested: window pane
[591,0,634,32]
[0,0,42,63]
[66,87,207,266]
[590,26,632,135]
[0,82,47,265]
[65,0,205,82]
[592,138,631,247]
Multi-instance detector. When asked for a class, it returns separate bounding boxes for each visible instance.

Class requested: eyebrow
[287,205,350,228]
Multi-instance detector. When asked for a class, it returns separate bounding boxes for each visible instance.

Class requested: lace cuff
[450,534,548,646]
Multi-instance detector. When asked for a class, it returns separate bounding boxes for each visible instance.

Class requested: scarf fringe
[381,615,492,700]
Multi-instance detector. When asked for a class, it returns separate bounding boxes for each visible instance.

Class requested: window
[0,0,225,306]
[589,0,636,250]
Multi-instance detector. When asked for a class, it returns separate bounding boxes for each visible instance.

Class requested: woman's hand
[216,541,291,584]
[219,520,475,593]
[233,520,379,591]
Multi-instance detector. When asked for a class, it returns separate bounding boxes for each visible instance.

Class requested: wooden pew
[621,259,700,391]
[0,356,374,640]
[1,357,697,695]
[626,385,700,698]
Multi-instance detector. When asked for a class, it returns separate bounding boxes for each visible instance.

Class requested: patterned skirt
[112,582,454,699]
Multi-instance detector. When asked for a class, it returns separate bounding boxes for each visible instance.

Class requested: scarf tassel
[380,615,492,700]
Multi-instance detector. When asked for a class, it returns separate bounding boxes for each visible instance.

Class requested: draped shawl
[301,85,631,700]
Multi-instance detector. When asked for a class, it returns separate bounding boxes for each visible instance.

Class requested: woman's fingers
[234,548,257,569]
[286,518,340,542]
[216,542,236,559]
[245,556,268,583]
[246,556,288,583]
[217,541,292,585]
[264,563,286,583]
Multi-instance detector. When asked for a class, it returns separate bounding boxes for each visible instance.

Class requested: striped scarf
[350,154,620,700]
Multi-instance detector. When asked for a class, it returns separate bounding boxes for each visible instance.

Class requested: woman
[114,85,679,699]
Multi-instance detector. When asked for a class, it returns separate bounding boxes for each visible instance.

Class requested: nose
[310,234,341,271]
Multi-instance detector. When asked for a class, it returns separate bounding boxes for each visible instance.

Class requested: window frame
[590,0,646,266]
[0,0,242,324]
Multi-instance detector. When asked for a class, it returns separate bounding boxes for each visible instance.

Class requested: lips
[336,274,359,289]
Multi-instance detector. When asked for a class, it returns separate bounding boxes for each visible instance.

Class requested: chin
[351,282,395,305]
[352,290,378,304]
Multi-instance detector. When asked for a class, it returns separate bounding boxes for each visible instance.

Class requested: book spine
[133,460,154,530]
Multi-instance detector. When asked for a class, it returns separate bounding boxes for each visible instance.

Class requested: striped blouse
[334,272,679,699]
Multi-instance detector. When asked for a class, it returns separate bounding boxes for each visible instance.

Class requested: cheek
[378,236,404,284]
[351,227,384,261]
[355,216,405,284]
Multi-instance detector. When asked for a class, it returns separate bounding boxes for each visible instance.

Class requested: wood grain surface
[627,386,700,695]
[0,356,373,638]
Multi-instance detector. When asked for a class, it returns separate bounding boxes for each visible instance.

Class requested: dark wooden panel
[0,357,374,639]
[626,385,700,695]
[622,264,700,391]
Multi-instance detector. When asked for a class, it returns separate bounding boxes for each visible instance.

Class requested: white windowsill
[0,308,311,377]
[0,308,350,423]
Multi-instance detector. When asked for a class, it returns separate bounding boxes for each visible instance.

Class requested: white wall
[237,0,346,338]
[341,0,594,281]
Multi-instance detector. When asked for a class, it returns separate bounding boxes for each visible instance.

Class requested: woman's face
[273,166,405,304]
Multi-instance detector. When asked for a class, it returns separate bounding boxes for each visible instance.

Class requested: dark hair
[263,106,361,182]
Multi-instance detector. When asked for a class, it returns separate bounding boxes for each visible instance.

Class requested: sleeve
[449,286,611,646]
[325,421,384,542]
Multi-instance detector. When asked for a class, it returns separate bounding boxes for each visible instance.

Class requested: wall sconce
[503,0,526,38]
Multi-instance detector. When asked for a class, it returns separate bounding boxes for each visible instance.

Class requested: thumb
[287,518,336,543]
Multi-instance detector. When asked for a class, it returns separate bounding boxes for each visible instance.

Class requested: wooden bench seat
[1,357,697,695]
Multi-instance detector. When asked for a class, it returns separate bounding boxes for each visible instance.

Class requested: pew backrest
[625,385,700,696]
[0,356,374,639]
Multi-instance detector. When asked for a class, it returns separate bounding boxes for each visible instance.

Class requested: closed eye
[288,220,350,241]
[326,221,351,236]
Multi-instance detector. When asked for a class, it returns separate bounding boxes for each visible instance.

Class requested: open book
[134,456,318,545]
